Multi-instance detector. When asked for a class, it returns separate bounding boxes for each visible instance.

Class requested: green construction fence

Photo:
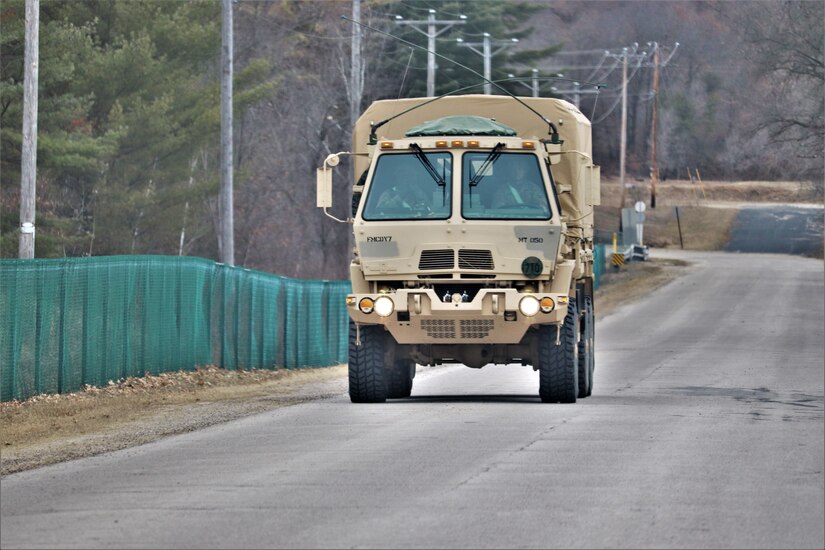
[0,256,350,402]
[593,244,604,289]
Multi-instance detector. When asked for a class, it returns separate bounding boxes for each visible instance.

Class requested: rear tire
[538,301,579,403]
[348,322,388,403]
[578,296,595,398]
[387,359,414,399]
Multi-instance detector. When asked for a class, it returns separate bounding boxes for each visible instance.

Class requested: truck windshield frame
[361,152,453,221]
[461,152,552,221]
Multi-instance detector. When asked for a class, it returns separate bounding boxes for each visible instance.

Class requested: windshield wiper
[410,144,448,207]
[468,142,504,188]
[467,142,504,208]
[409,144,446,187]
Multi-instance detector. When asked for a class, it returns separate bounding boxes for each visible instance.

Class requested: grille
[459,319,495,339]
[421,319,456,339]
[419,249,454,270]
[458,249,494,270]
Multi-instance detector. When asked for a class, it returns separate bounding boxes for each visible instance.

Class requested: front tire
[348,322,388,403]
[538,301,579,403]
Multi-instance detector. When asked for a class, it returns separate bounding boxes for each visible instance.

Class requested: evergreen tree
[0,0,276,258]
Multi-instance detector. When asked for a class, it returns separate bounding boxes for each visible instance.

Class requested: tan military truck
[316,94,600,403]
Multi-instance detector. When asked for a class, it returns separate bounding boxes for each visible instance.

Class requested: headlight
[518,295,540,317]
[540,297,555,313]
[374,296,395,317]
[358,297,374,314]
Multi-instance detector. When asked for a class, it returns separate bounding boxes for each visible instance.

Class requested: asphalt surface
[2,250,823,549]
[724,205,824,256]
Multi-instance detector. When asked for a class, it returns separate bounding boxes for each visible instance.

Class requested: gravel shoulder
[0,257,688,476]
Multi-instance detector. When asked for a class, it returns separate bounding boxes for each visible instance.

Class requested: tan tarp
[353,95,592,175]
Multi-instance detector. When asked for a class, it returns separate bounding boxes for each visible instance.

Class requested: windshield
[462,152,551,220]
[362,152,452,221]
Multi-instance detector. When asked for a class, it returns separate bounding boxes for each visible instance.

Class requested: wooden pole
[695,168,707,200]
[18,0,39,259]
[674,206,684,249]
[649,45,660,209]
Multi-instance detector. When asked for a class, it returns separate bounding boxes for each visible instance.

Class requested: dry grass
[600,177,823,206]
[596,204,738,250]
[1,366,347,474]
[594,257,690,319]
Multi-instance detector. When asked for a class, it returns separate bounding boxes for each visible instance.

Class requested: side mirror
[316,153,351,224]
[544,141,562,165]
[316,167,332,208]
[316,153,341,209]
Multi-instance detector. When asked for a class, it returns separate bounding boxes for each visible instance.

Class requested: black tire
[538,300,579,403]
[578,296,595,398]
[386,359,414,399]
[587,296,595,396]
[348,321,387,403]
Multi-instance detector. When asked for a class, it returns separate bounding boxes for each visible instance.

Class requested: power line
[591,46,649,124]
[394,9,467,96]
[456,33,520,95]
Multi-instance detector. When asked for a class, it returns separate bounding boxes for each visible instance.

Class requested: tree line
[1,0,822,278]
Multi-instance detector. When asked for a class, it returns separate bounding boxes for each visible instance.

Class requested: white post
[18,0,39,259]
[482,33,491,95]
[619,48,628,209]
[220,0,235,265]
[350,0,363,128]
[427,9,436,97]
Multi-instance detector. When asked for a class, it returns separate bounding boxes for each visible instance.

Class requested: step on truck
[316,94,600,403]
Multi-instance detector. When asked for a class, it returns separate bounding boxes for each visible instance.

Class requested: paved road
[2,251,823,549]
[724,205,824,256]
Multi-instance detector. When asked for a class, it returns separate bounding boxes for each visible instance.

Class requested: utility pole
[600,43,645,212]
[649,43,660,209]
[619,47,628,210]
[18,0,39,259]
[507,69,541,97]
[456,33,519,95]
[395,10,466,97]
[646,42,678,208]
[350,0,363,129]
[219,0,234,265]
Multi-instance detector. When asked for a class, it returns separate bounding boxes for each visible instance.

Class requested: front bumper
[347,288,568,344]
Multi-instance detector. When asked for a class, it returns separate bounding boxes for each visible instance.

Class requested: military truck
[316,94,600,403]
